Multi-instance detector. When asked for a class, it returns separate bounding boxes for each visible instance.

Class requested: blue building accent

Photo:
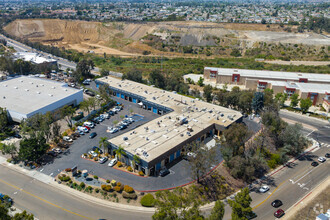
[153,107,158,114]
[176,150,180,158]
[116,93,120,97]
[133,98,137,103]
[156,162,161,171]
[96,84,99,88]
[170,153,175,162]
[121,94,125,99]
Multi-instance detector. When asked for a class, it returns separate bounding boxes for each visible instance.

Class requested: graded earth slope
[4,19,330,57]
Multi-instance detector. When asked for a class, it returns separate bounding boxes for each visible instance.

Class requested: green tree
[98,84,112,103]
[228,187,252,220]
[251,92,264,113]
[115,146,126,163]
[290,93,299,108]
[132,154,141,171]
[123,68,145,83]
[238,90,254,114]
[13,210,34,220]
[100,69,109,77]
[18,136,49,163]
[279,123,309,156]
[60,105,75,128]
[185,142,216,183]
[0,143,17,159]
[197,77,204,87]
[203,85,213,102]
[209,200,225,220]
[0,107,9,133]
[149,70,166,89]
[79,100,91,115]
[152,187,204,220]
[299,98,312,114]
[99,137,109,153]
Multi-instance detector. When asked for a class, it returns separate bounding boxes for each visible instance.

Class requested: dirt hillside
[4,19,330,57]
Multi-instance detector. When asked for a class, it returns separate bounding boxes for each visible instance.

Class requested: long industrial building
[0,75,83,122]
[96,76,242,176]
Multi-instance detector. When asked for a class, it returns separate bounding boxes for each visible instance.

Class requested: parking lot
[38,96,196,190]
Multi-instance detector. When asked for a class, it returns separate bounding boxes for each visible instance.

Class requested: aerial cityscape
[0,0,329,219]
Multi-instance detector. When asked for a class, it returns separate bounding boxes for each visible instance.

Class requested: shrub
[127,166,133,172]
[94,175,98,179]
[106,179,110,183]
[124,185,134,193]
[65,168,72,172]
[59,175,71,182]
[111,180,117,186]
[101,185,112,192]
[117,182,122,187]
[62,131,68,136]
[117,161,122,167]
[80,182,85,188]
[93,157,98,161]
[113,186,122,192]
[122,191,137,199]
[95,188,100,193]
[140,194,155,207]
[138,171,144,176]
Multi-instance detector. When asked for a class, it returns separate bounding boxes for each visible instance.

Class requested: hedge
[140,194,155,207]
[124,185,134,193]
[122,191,137,199]
[127,166,133,172]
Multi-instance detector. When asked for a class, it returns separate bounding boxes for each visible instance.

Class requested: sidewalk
[0,155,155,212]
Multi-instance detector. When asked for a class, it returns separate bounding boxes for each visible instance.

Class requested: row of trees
[123,68,190,95]
[0,203,34,220]
[151,186,253,220]
[0,53,57,75]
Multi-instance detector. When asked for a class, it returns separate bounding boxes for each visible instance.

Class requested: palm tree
[80,100,90,115]
[132,154,141,171]
[99,137,109,154]
[115,146,126,163]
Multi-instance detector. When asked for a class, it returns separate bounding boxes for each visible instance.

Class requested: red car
[83,125,91,131]
[274,209,285,218]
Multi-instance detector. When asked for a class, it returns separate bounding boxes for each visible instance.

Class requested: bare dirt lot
[4,19,329,58]
[287,178,330,220]
[263,60,330,66]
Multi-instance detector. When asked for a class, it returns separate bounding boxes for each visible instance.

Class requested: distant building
[0,75,83,122]
[203,67,330,106]
[13,52,57,67]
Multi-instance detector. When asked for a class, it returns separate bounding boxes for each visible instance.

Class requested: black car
[325,153,330,158]
[311,161,319,167]
[108,111,115,116]
[271,199,283,208]
[159,168,170,177]
[246,212,257,220]
[89,132,97,139]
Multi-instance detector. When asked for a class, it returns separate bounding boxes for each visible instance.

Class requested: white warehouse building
[0,75,83,122]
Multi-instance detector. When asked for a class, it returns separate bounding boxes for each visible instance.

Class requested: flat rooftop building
[13,52,57,66]
[96,76,242,176]
[0,75,83,122]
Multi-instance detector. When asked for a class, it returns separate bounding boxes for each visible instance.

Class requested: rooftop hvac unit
[36,91,40,94]
[14,86,18,89]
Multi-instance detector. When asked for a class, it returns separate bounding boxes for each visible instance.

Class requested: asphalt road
[0,165,152,220]
[0,34,88,72]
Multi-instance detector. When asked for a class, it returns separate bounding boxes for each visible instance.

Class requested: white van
[83,121,94,128]
[77,126,88,133]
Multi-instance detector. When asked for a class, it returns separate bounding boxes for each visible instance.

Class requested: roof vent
[36,91,40,94]
[48,94,53,97]
[14,86,18,89]
[25,89,29,92]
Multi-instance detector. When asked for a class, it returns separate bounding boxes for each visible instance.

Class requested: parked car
[246,212,257,220]
[107,111,115,116]
[325,153,330,158]
[311,161,319,167]
[78,130,85,135]
[92,146,103,154]
[83,121,94,128]
[318,157,326,163]
[110,128,119,134]
[159,168,170,177]
[271,200,283,208]
[77,126,88,133]
[274,209,285,218]
[108,158,117,167]
[99,157,108,164]
[88,150,98,158]
[83,125,91,131]
[89,132,97,139]
[0,193,13,205]
[119,125,127,130]
[92,118,100,124]
[47,151,57,157]
[259,185,270,193]
[53,148,62,154]
[63,136,73,142]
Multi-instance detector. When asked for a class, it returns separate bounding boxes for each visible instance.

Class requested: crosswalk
[320,142,330,148]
